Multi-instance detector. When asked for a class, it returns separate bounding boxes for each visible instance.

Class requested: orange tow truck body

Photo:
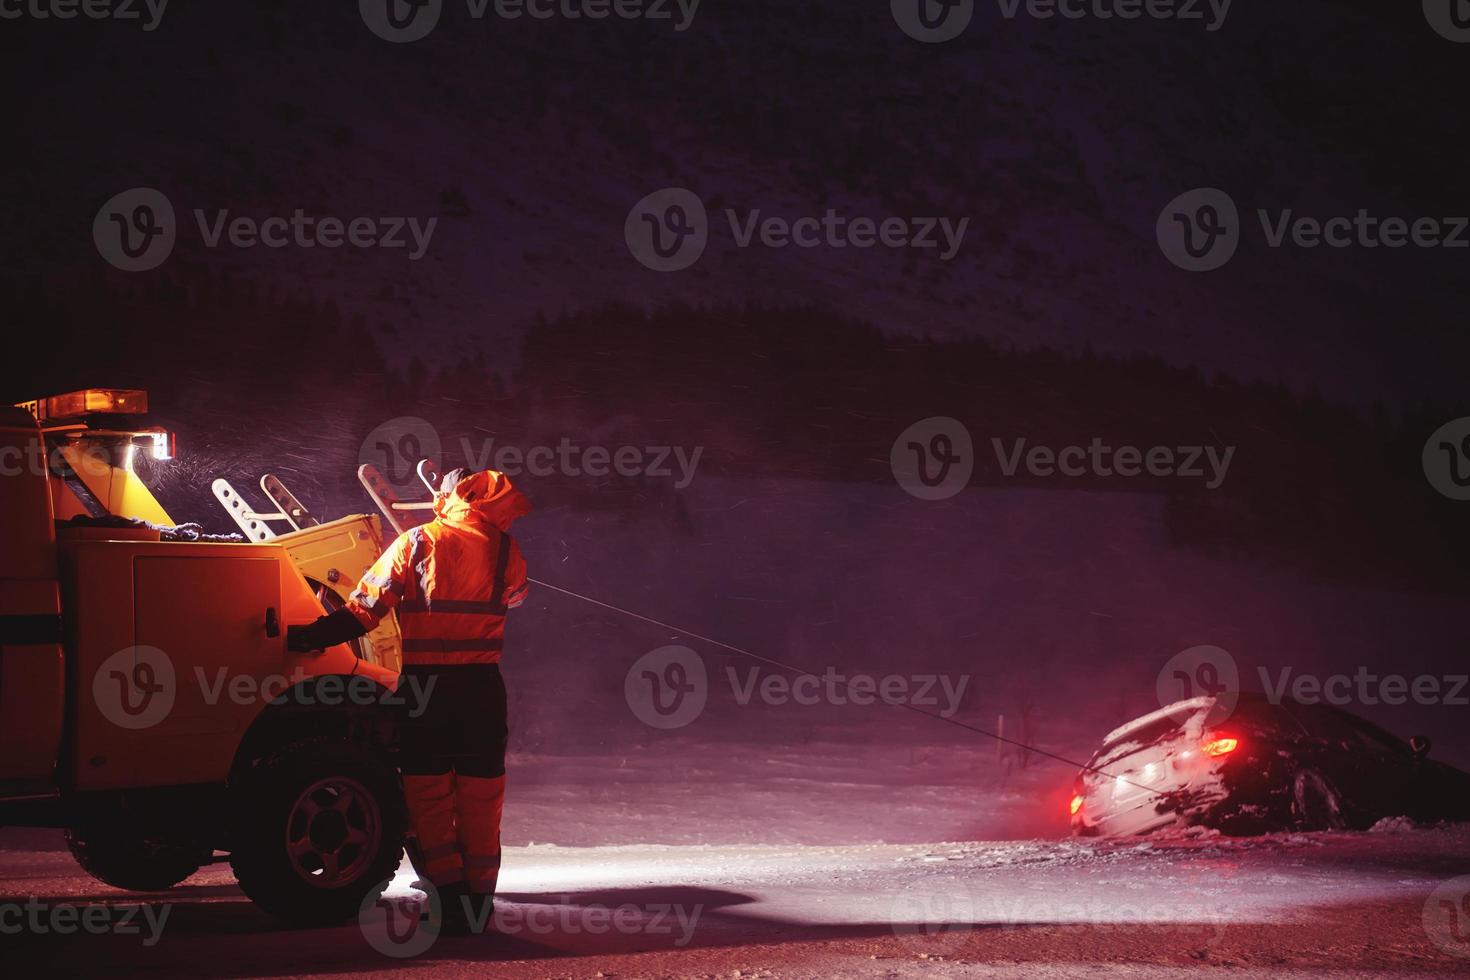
[0,390,408,923]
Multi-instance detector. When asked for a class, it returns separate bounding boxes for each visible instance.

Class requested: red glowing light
[1202,736,1239,757]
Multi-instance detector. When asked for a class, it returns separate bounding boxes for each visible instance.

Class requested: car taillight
[1202,736,1239,758]
[1069,794,1084,816]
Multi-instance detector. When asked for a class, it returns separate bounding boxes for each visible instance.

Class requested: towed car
[1070,693,1470,836]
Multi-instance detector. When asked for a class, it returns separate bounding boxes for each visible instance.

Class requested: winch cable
[529,576,1151,792]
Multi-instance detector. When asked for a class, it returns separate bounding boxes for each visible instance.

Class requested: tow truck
[0,389,408,924]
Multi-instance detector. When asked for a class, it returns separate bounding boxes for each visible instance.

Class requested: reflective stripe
[399,598,508,615]
[359,569,399,592]
[351,589,389,611]
[402,638,505,653]
[420,843,458,862]
[465,854,502,869]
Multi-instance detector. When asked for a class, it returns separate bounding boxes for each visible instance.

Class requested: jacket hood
[434,470,532,532]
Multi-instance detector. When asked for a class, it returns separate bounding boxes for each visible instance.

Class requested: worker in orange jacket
[288,468,531,934]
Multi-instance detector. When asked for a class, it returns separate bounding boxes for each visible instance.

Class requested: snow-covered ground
[3,820,1468,977]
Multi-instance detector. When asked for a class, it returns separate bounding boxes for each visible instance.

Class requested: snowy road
[4,825,1469,977]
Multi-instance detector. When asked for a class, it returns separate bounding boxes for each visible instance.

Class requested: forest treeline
[7,276,1465,590]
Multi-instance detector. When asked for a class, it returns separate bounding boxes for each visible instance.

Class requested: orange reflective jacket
[347,470,531,665]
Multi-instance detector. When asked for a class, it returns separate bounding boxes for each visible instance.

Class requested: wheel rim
[284,776,381,889]
[1294,771,1341,829]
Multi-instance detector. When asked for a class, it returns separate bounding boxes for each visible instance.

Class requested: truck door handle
[264,606,281,639]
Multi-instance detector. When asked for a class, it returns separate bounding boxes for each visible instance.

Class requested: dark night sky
[2,1,1467,406]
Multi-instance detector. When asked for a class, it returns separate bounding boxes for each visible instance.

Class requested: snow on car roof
[1101,696,1214,748]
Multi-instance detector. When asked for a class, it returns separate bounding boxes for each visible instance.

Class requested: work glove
[285,624,319,653]
[287,608,370,653]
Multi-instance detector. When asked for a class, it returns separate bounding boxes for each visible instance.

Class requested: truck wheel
[64,827,204,891]
[229,737,407,925]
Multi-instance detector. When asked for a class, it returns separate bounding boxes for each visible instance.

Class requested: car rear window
[1104,715,1182,751]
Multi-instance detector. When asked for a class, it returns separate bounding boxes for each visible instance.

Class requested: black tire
[64,827,204,892]
[1291,769,1347,831]
[229,737,407,925]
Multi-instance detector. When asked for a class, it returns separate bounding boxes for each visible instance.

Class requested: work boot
[460,893,496,935]
[434,883,472,937]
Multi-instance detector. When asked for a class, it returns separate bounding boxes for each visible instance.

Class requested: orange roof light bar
[18,388,149,422]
